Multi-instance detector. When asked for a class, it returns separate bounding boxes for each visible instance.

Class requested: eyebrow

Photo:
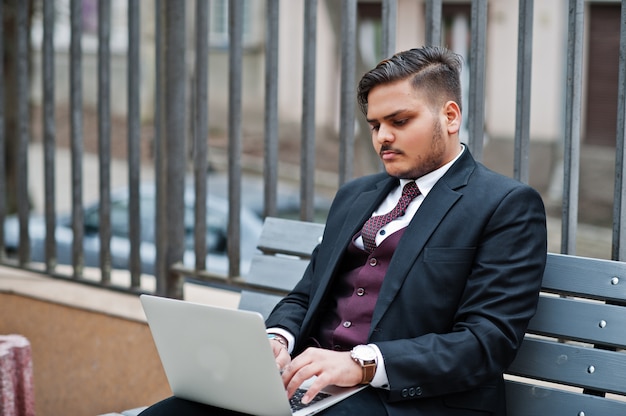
[366,109,410,124]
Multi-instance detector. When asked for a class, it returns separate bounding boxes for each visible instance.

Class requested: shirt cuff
[368,343,390,390]
[266,328,295,354]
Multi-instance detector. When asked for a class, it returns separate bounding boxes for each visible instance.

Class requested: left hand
[280,347,362,404]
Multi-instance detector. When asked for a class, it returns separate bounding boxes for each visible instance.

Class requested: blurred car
[2,183,264,277]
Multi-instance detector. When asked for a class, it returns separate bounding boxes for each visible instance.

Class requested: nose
[375,123,394,143]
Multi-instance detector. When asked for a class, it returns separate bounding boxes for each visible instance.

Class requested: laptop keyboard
[290,388,332,411]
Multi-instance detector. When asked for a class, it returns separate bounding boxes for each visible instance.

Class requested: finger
[283,360,316,398]
[300,376,328,405]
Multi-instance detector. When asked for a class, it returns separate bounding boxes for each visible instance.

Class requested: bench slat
[244,254,308,292]
[527,295,626,348]
[507,337,626,395]
[256,217,324,257]
[505,380,626,416]
[543,253,626,303]
[238,291,283,320]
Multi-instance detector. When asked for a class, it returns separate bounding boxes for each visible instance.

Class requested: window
[209,0,259,48]
[31,0,128,53]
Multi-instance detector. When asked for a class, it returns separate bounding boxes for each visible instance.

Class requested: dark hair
[356,46,463,115]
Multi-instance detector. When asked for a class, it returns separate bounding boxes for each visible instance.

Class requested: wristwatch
[350,344,377,384]
[267,333,288,349]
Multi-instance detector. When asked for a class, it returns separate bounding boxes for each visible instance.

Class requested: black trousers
[138,387,387,416]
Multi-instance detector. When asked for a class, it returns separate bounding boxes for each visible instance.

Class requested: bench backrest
[237,217,325,319]
[239,218,626,414]
[505,253,626,415]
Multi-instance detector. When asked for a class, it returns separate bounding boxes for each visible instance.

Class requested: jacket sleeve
[264,243,321,340]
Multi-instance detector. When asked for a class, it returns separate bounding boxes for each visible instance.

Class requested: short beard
[394,119,447,179]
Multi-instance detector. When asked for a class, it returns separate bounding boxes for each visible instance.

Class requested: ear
[443,101,462,135]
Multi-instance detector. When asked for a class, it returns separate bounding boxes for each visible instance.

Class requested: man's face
[366,78,461,179]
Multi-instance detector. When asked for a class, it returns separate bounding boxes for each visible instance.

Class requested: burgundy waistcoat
[312,228,406,351]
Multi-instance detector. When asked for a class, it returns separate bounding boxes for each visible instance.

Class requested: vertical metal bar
[425,0,442,47]
[194,0,209,271]
[154,0,167,294]
[264,0,280,219]
[70,0,85,277]
[128,0,142,288]
[612,0,626,261]
[43,0,57,273]
[164,0,187,297]
[16,0,30,266]
[300,0,317,222]
[228,0,244,277]
[98,0,112,284]
[338,0,357,186]
[467,0,487,161]
[562,0,584,255]
[513,0,534,184]
[381,0,397,59]
[0,0,5,258]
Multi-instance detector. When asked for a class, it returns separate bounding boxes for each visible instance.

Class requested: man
[141,46,547,415]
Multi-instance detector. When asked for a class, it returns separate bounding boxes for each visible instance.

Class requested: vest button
[356,287,365,296]
[343,321,352,328]
[369,258,378,266]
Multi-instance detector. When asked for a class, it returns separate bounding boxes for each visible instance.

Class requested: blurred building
[28,0,621,147]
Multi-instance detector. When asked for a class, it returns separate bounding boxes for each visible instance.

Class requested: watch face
[353,345,377,361]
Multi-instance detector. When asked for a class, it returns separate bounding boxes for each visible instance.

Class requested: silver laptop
[140,294,365,416]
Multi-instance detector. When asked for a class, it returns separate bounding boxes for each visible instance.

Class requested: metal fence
[1,0,625,299]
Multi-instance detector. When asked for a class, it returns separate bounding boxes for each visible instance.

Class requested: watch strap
[360,361,376,384]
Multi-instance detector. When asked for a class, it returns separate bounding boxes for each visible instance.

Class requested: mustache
[379,144,403,157]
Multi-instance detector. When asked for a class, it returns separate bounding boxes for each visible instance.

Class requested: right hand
[269,336,291,372]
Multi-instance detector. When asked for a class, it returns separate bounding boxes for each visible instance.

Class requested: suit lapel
[370,150,477,333]
[340,177,398,242]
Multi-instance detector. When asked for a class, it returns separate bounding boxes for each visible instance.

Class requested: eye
[393,119,408,127]
[369,124,380,132]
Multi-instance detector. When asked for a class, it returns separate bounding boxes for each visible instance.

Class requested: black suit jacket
[266,149,547,415]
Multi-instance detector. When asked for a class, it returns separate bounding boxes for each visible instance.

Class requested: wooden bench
[237,217,325,320]
[239,217,626,415]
